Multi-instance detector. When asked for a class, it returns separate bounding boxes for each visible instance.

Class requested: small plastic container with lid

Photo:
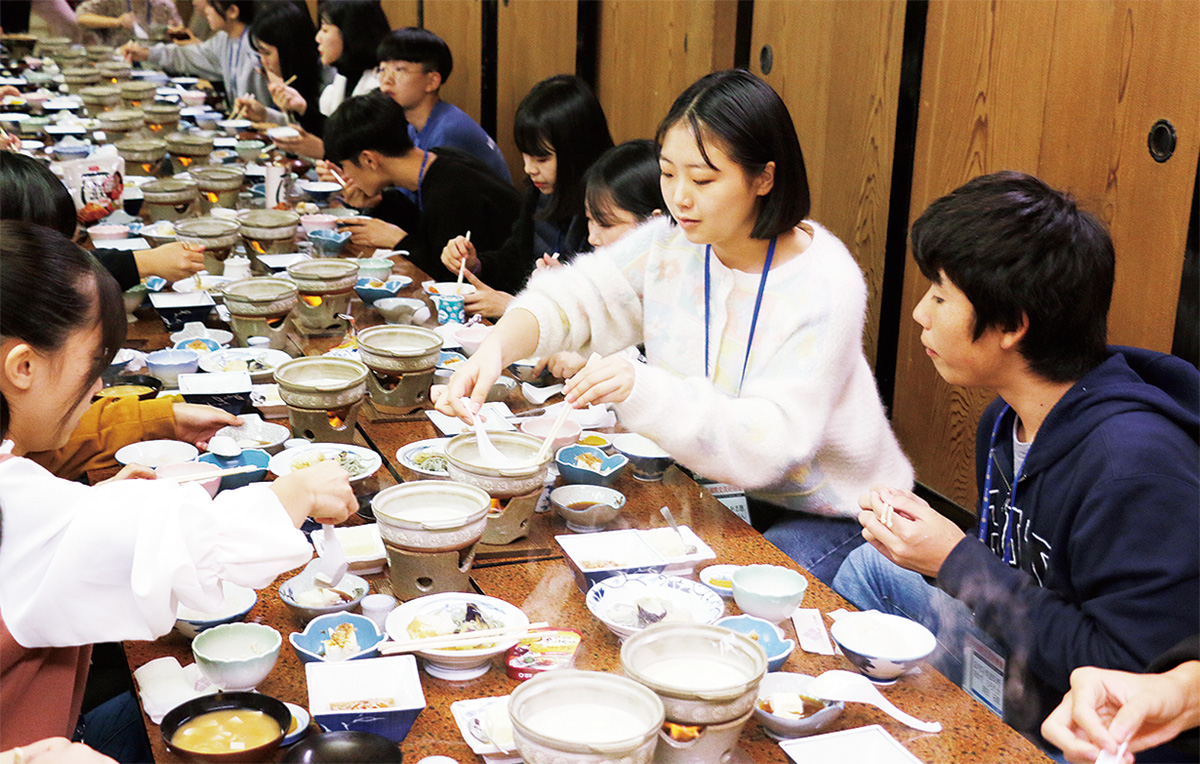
[505,628,582,681]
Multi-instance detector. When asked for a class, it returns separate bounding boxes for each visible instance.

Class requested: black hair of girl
[513,74,613,226]
[0,221,126,438]
[317,0,389,92]
[657,69,810,239]
[207,0,259,26]
[0,151,78,238]
[250,2,325,135]
[584,139,665,227]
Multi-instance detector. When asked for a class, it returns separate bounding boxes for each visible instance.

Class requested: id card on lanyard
[965,404,1022,717]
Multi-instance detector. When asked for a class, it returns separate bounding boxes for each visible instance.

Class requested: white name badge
[963,633,1005,716]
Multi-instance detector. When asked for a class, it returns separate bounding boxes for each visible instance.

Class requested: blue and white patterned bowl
[586,573,724,640]
[829,611,936,683]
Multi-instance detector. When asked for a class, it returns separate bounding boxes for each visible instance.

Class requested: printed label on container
[505,629,581,681]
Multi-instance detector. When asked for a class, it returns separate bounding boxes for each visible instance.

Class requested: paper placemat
[426,402,516,435]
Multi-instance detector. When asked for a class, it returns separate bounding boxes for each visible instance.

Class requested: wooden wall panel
[596,0,737,144]
[750,0,906,370]
[496,0,578,183]
[893,0,1200,509]
[423,0,483,126]
[380,0,419,30]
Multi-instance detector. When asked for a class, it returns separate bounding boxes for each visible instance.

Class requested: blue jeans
[761,512,866,586]
[75,691,152,763]
[832,543,1005,689]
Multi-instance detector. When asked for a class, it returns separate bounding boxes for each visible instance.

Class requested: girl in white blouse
[0,221,356,750]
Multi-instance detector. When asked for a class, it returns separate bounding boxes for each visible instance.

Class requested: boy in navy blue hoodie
[833,172,1199,755]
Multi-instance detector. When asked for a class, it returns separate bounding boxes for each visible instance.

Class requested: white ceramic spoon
[462,398,511,468]
[808,670,942,733]
[312,524,348,589]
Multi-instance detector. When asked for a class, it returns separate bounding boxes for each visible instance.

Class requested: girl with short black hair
[436,70,913,584]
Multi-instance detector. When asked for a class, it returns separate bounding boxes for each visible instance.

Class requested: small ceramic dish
[396,437,451,477]
[549,484,626,533]
[288,612,385,664]
[576,431,613,451]
[115,439,198,469]
[197,448,271,490]
[89,223,129,241]
[520,415,582,455]
[279,563,370,626]
[554,444,627,487]
[214,415,291,455]
[353,257,393,282]
[281,702,310,747]
[145,347,199,387]
[266,126,300,142]
[437,350,467,372]
[297,180,341,203]
[307,228,351,256]
[699,564,741,598]
[716,614,796,671]
[174,581,258,639]
[753,672,845,739]
[421,280,476,297]
[354,276,409,305]
[173,336,221,354]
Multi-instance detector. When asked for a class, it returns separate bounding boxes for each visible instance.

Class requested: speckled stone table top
[118,264,1048,763]
[125,462,1049,764]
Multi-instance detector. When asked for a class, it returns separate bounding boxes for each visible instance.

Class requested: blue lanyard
[979,403,1024,565]
[416,150,430,212]
[703,237,776,397]
[227,31,245,88]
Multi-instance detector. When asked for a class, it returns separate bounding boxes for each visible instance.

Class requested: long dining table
[110,253,1051,764]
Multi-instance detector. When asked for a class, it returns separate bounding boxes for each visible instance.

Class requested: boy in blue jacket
[833,171,1199,755]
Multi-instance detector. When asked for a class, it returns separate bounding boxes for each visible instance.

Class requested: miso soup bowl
[161,691,290,763]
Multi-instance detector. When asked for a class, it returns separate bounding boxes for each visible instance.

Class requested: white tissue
[132,657,217,724]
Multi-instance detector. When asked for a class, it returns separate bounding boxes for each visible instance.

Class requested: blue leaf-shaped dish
[288,612,384,663]
[716,614,796,671]
[555,444,628,487]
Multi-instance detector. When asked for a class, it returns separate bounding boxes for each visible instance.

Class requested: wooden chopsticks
[377,621,550,655]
